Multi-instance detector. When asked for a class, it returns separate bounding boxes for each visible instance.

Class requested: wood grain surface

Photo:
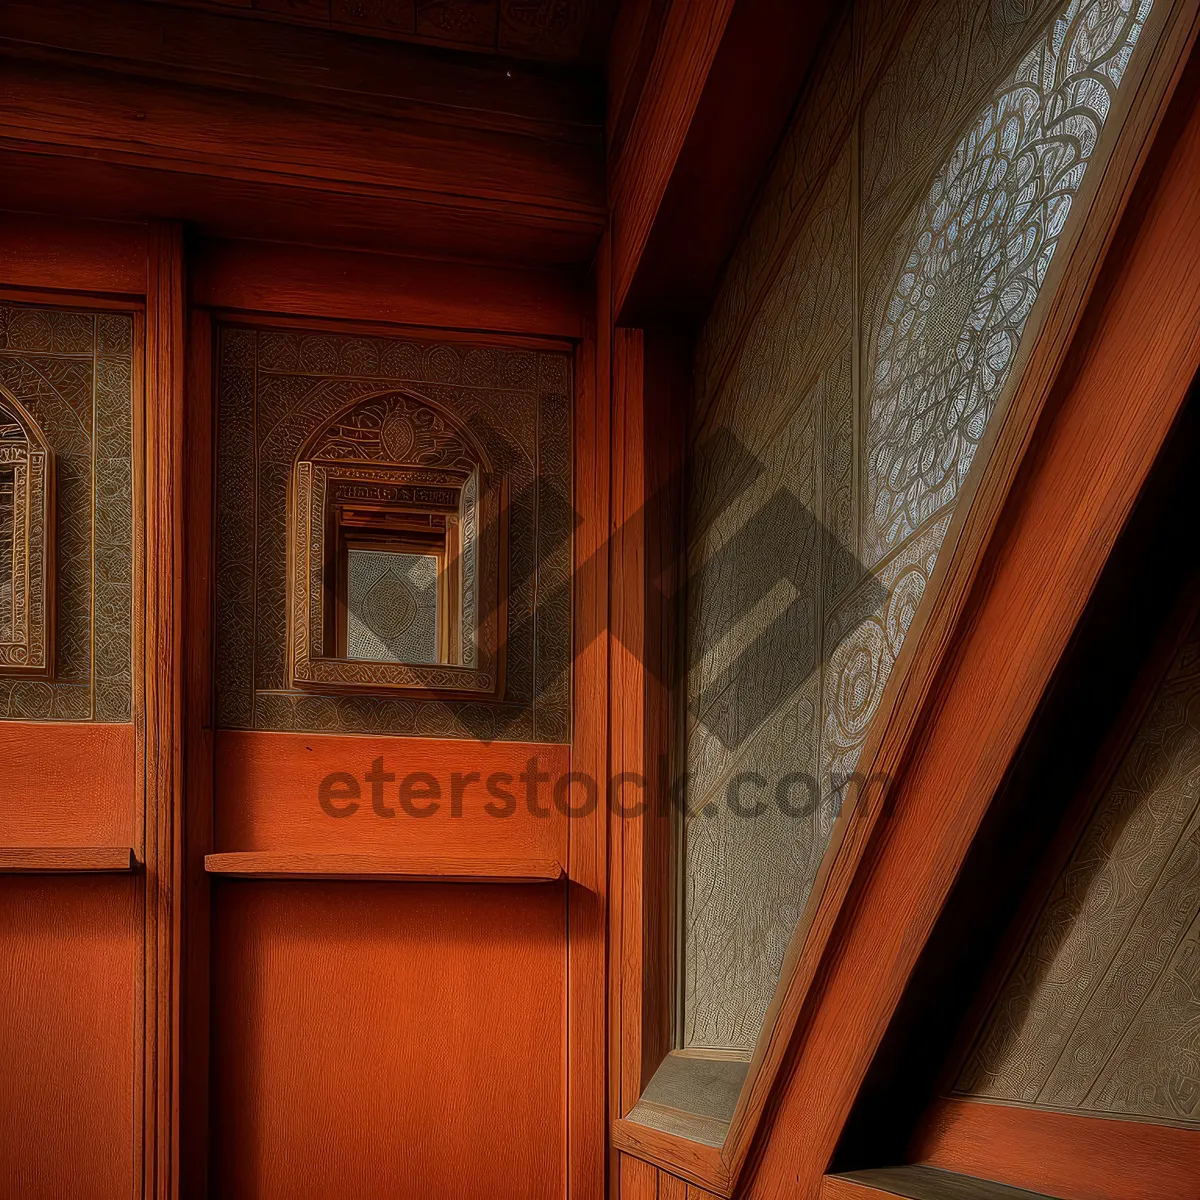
[0,875,140,1199]
[0,723,136,847]
[913,1099,1200,1200]
[205,850,564,882]
[190,238,585,341]
[209,878,566,1199]
[0,846,136,871]
[214,730,570,864]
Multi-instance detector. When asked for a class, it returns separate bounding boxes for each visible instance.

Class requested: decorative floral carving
[684,0,1151,1051]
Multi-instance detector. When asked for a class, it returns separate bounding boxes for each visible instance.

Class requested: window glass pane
[683,0,1153,1052]
[346,548,439,665]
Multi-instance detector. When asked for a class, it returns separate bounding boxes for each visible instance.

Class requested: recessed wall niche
[215,325,572,743]
[288,390,507,697]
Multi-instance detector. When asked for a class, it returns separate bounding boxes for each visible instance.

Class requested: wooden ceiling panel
[141,0,614,63]
[0,0,606,266]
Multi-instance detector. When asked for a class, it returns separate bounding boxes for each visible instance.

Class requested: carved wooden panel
[215,324,571,743]
[0,302,133,723]
[684,0,1152,1050]
[955,612,1200,1127]
[286,387,506,697]
[151,0,600,60]
[0,396,52,677]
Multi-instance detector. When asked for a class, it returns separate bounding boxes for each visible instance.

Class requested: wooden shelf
[204,851,565,883]
[0,846,139,873]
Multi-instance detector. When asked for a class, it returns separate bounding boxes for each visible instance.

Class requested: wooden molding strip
[0,59,604,223]
[913,1099,1200,1200]
[0,846,138,872]
[612,1115,731,1198]
[824,1166,1055,1200]
[204,851,565,883]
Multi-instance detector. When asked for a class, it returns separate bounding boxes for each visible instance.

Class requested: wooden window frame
[608,1,1200,1194]
[332,511,462,667]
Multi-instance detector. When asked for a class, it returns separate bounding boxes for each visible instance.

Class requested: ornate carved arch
[0,387,54,678]
[288,387,506,697]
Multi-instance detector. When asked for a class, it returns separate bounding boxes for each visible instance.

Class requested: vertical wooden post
[612,324,647,1121]
[144,221,186,1200]
[181,307,214,1200]
[572,231,613,1200]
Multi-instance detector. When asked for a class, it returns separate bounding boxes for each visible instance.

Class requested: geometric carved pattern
[863,0,1152,564]
[955,611,1200,1128]
[216,324,572,743]
[0,303,133,723]
[683,0,1150,1049]
[346,549,439,664]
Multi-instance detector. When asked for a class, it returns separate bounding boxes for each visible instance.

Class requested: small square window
[345,548,440,665]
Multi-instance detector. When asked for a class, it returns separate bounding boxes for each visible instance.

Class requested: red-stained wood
[0,723,136,847]
[609,0,734,316]
[607,322,690,1195]
[209,878,566,1199]
[0,60,605,257]
[0,211,146,295]
[640,327,688,1087]
[611,326,651,1118]
[570,239,611,1200]
[614,1117,730,1196]
[617,0,834,324]
[204,850,564,881]
[144,221,186,1200]
[190,237,585,341]
[606,0,671,165]
[0,846,137,871]
[913,1099,1200,1200]
[621,1152,660,1200]
[214,729,570,863]
[659,1170,687,1200]
[180,306,214,1200]
[740,27,1200,1200]
[0,0,602,136]
[0,875,140,1199]
[2,152,599,272]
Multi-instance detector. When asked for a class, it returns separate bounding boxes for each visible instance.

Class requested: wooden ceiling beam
[0,0,604,136]
[0,57,602,216]
[608,0,835,325]
[0,51,606,267]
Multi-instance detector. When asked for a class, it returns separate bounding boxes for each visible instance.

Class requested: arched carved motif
[0,389,53,678]
[288,389,505,696]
